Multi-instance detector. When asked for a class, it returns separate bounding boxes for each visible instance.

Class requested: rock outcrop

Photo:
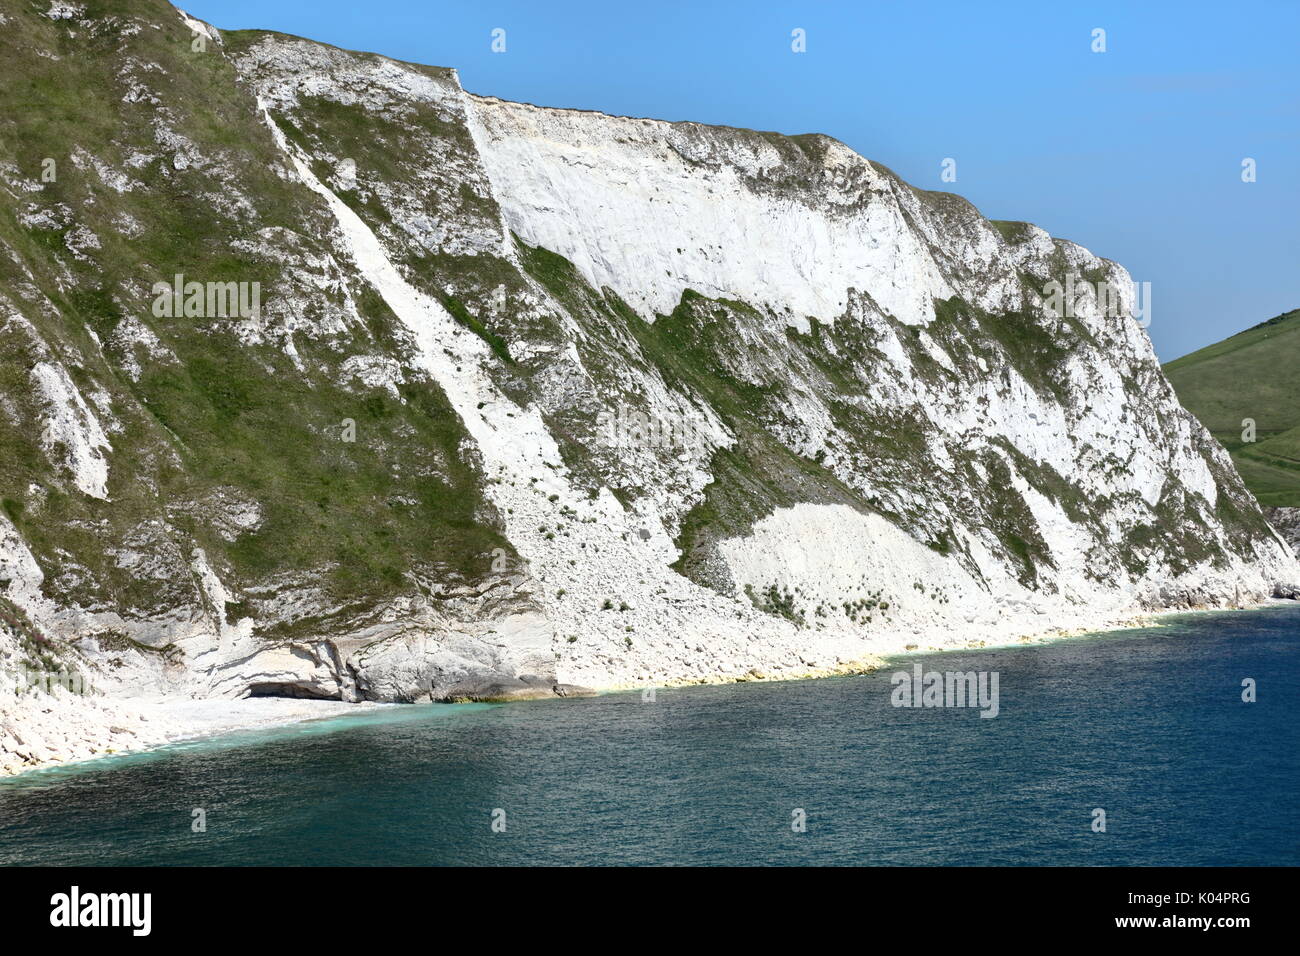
[1265,507,1300,558]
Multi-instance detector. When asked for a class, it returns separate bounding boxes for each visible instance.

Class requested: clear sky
[184,0,1299,361]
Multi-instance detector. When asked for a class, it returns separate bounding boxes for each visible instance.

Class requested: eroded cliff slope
[1,1,1295,772]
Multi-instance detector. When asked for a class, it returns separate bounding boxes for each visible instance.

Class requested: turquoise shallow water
[1,604,1297,866]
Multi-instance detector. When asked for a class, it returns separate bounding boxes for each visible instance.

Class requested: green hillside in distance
[1164,308,1300,507]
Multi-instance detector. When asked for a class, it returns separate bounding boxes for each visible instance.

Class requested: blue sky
[186,0,1300,361]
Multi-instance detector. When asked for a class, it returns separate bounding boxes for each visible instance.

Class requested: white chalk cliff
[0,3,1295,772]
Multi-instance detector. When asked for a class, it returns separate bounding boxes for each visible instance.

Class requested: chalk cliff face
[1266,508,1300,557]
[0,0,1296,759]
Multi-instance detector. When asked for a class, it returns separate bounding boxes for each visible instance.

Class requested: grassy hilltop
[1165,309,1300,507]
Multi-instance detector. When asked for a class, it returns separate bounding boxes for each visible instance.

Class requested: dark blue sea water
[1,605,1297,866]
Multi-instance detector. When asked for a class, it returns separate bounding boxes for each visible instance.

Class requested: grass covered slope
[1165,309,1300,506]
[0,1,516,656]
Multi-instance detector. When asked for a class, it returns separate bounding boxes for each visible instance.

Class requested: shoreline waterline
[3,598,1295,783]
